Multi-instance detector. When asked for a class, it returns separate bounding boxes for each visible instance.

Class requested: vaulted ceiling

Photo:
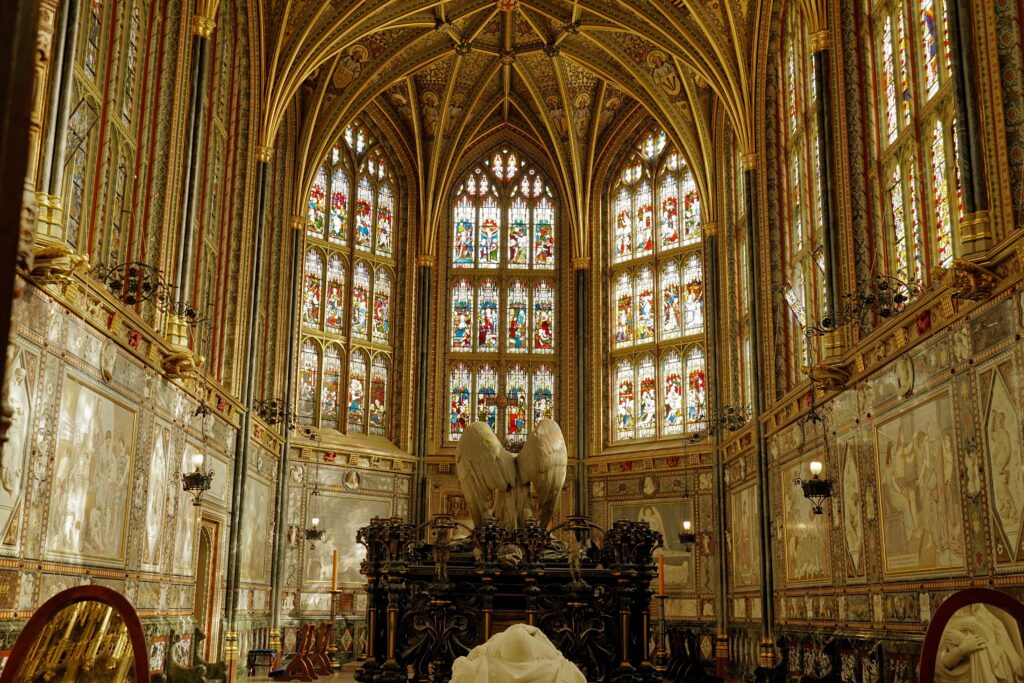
[254,0,792,258]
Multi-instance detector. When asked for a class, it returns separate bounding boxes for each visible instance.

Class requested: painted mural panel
[781,458,832,584]
[172,444,201,575]
[0,349,35,550]
[611,501,694,590]
[840,442,865,577]
[874,392,965,576]
[981,359,1024,562]
[47,376,136,564]
[305,494,391,586]
[241,475,271,582]
[729,484,761,589]
[142,423,174,569]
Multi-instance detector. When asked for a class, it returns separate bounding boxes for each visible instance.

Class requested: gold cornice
[572,256,591,271]
[256,145,274,163]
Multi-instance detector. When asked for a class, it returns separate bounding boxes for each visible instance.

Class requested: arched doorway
[192,521,218,659]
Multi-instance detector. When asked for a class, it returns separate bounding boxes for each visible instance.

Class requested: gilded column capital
[809,30,830,53]
[571,256,591,271]
[290,215,305,231]
[702,221,719,238]
[741,154,759,171]
[415,254,437,268]
[256,145,274,163]
[192,14,216,38]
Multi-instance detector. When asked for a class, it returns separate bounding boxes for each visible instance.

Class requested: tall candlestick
[331,549,338,591]
[658,554,665,595]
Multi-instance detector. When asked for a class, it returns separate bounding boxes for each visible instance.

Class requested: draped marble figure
[455,419,567,530]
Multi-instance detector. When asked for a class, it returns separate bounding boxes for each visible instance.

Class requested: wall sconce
[794,459,833,514]
[177,451,214,506]
[677,519,696,551]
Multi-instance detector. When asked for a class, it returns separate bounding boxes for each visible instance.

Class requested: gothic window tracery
[610,131,706,442]
[445,148,559,446]
[297,123,397,437]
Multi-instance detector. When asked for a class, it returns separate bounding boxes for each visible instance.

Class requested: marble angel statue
[455,419,567,531]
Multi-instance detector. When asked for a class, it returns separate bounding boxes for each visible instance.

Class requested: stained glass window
[661,260,682,340]
[376,185,393,255]
[298,342,319,423]
[660,173,679,249]
[609,130,706,442]
[533,282,555,353]
[330,166,348,244]
[509,198,530,268]
[308,167,327,239]
[532,366,555,423]
[445,148,559,444]
[478,281,499,351]
[297,124,398,438]
[449,363,472,441]
[479,196,501,267]
[321,347,342,430]
[351,261,370,338]
[636,356,657,439]
[931,120,953,268]
[635,182,654,257]
[614,189,633,263]
[615,271,634,348]
[325,256,345,333]
[507,281,529,353]
[534,197,555,268]
[615,359,635,441]
[369,356,388,436]
[636,267,656,343]
[871,0,959,286]
[355,177,373,251]
[85,0,103,79]
[476,364,498,431]
[662,351,684,435]
[683,255,704,335]
[347,351,367,433]
[505,365,529,445]
[121,7,140,122]
[451,279,474,351]
[303,250,323,328]
[372,268,392,345]
[685,346,707,430]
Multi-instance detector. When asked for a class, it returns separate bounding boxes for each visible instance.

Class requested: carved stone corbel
[934,259,999,301]
[161,348,205,380]
[26,243,89,289]
[808,361,850,392]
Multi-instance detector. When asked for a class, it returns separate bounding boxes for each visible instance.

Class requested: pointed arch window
[444,148,560,444]
[296,122,399,439]
[608,130,706,442]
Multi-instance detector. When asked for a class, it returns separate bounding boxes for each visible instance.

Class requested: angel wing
[516,419,568,528]
[455,422,517,528]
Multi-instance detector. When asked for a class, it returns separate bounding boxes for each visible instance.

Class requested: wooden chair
[270,623,319,681]
[311,623,334,675]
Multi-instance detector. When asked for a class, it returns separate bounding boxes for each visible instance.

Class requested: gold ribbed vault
[258,0,776,259]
